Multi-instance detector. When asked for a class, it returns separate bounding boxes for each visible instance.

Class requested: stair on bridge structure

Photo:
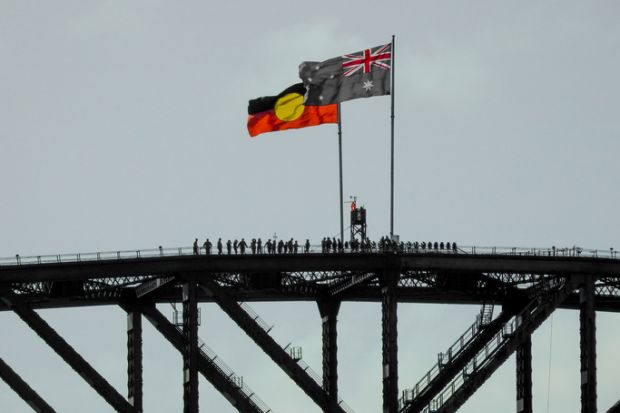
[237,302,357,413]
[399,276,577,413]
[398,303,506,413]
[170,308,273,413]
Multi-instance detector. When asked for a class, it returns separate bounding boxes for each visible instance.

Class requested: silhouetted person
[277,240,284,254]
[217,238,223,255]
[226,240,232,255]
[337,239,343,253]
[257,238,263,254]
[304,239,310,253]
[294,240,299,253]
[266,239,272,254]
[233,239,238,254]
[239,238,247,254]
[193,238,199,255]
[251,238,256,254]
[204,239,212,255]
[288,238,293,254]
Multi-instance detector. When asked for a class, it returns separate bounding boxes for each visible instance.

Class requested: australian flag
[299,43,391,106]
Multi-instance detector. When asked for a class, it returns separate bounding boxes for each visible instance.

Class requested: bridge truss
[1,246,620,413]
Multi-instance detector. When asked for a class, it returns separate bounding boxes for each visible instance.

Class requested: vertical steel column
[580,276,596,413]
[127,310,143,412]
[183,277,199,413]
[516,335,532,413]
[381,269,398,413]
[318,300,341,411]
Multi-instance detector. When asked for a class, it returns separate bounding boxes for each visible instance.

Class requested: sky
[1,1,619,412]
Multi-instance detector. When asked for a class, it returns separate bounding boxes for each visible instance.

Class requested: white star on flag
[362,80,374,92]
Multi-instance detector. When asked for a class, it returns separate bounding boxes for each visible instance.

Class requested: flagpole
[338,103,344,244]
[390,35,396,239]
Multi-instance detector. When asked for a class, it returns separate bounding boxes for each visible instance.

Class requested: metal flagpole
[338,103,344,243]
[390,35,396,239]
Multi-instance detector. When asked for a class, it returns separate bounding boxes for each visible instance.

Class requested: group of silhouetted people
[192,237,458,256]
[193,237,312,255]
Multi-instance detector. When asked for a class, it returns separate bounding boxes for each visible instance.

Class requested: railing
[399,314,483,408]
[238,302,356,413]
[1,243,617,267]
[417,279,568,413]
[171,324,272,413]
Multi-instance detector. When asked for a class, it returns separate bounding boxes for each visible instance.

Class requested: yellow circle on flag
[274,92,305,121]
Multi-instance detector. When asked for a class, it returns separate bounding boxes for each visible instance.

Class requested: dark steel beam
[126,309,143,412]
[318,299,341,409]
[435,277,578,413]
[4,286,620,314]
[183,277,199,413]
[382,266,399,413]
[1,294,136,413]
[580,277,597,413]
[3,253,620,284]
[198,277,346,413]
[402,311,514,413]
[0,357,56,413]
[126,304,267,413]
[516,335,532,413]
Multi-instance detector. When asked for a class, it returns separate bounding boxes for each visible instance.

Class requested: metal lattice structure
[1,244,619,413]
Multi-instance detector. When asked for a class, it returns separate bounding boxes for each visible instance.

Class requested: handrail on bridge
[1,243,617,267]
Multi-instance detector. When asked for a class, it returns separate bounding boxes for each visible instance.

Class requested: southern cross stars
[362,80,374,92]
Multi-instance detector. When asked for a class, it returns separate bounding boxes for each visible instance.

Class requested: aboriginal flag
[247,83,338,137]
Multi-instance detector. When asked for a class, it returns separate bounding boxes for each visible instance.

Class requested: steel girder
[516,336,532,413]
[580,278,597,413]
[0,294,137,413]
[126,309,143,412]
[318,299,341,410]
[126,304,269,413]
[198,277,347,413]
[0,357,56,413]
[432,276,580,413]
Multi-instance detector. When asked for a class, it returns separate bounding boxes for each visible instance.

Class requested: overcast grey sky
[1,1,619,412]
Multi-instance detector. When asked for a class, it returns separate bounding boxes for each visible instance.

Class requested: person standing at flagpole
[299,42,393,238]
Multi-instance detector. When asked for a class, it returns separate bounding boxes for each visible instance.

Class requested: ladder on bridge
[399,276,576,413]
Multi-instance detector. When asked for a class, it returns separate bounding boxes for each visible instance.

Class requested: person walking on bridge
[239,238,248,254]
[217,238,223,255]
[227,239,232,255]
[193,238,199,255]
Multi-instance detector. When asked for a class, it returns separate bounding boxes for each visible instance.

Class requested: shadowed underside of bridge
[1,251,620,413]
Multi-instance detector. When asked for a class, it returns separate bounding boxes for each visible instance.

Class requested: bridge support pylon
[183,276,199,413]
[516,335,532,413]
[580,276,596,413]
[127,309,143,412]
[382,266,399,413]
[318,299,341,412]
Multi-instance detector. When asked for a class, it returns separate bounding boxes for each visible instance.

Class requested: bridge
[1,243,619,413]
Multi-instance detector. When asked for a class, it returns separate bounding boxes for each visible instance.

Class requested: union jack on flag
[342,43,391,77]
